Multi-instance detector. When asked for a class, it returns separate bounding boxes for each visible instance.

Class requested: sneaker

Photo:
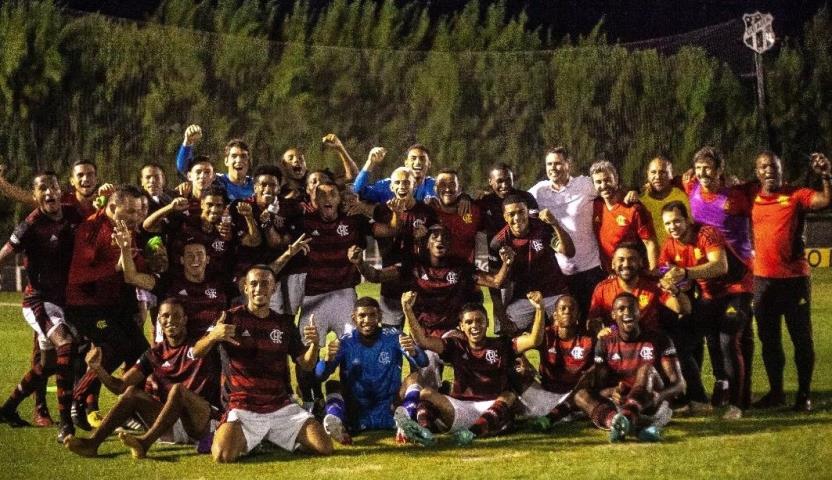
[57,422,75,444]
[532,416,553,432]
[751,391,786,409]
[394,407,435,447]
[115,417,146,435]
[637,425,662,442]
[0,406,31,428]
[71,402,92,431]
[650,401,673,428]
[33,408,54,427]
[86,410,103,429]
[722,405,743,420]
[395,428,408,445]
[711,381,729,407]
[688,401,714,416]
[608,413,630,443]
[323,414,352,445]
[453,428,475,446]
[793,392,813,413]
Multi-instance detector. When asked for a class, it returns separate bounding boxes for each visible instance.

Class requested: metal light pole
[743,12,776,148]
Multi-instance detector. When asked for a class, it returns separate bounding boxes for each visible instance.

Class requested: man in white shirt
[528,147,605,319]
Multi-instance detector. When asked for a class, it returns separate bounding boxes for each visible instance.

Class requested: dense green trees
[1,0,830,237]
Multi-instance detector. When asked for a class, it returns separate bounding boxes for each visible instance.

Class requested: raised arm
[538,208,575,258]
[402,290,445,354]
[269,234,312,275]
[809,153,831,210]
[322,134,359,181]
[192,312,239,358]
[235,202,262,248]
[347,245,399,283]
[85,346,145,395]
[176,125,203,176]
[513,291,546,353]
[113,220,157,291]
[475,246,514,289]
[296,316,321,372]
[142,196,188,233]
[0,165,36,206]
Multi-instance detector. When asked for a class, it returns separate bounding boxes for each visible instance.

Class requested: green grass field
[0,276,831,480]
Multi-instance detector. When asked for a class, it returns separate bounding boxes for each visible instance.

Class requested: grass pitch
[0,276,831,479]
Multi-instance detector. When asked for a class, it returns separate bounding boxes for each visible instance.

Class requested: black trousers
[699,293,753,408]
[566,266,607,322]
[753,276,814,395]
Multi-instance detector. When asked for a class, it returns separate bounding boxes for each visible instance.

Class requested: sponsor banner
[806,248,831,268]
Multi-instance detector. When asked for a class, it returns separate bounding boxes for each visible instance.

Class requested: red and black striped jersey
[136,338,220,409]
[439,336,516,401]
[299,212,370,296]
[217,306,305,413]
[410,261,479,337]
[537,331,594,394]
[594,331,676,388]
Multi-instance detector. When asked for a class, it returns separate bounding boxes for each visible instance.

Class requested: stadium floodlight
[743,11,775,147]
[742,12,776,54]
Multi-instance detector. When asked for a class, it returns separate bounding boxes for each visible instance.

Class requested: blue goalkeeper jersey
[316,328,428,404]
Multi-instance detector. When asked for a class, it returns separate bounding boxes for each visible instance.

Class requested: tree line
[1,0,831,238]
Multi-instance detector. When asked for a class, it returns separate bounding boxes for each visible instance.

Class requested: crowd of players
[0,124,829,461]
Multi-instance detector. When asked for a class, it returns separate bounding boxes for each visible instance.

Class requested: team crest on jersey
[446,271,458,284]
[212,240,226,253]
[778,195,790,206]
[96,320,107,330]
[571,346,585,360]
[270,328,283,344]
[639,293,650,309]
[484,349,499,365]
[531,239,544,252]
[413,219,425,230]
[616,215,628,227]
[694,248,703,260]
[378,351,391,365]
[639,346,654,360]
[186,348,195,360]
[205,288,217,299]
[336,224,350,237]
[462,213,473,224]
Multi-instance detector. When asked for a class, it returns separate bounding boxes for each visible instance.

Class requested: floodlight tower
[743,12,776,147]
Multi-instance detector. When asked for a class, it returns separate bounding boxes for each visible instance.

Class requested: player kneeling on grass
[64,298,220,458]
[573,292,685,443]
[194,265,332,463]
[315,296,429,444]
[395,290,544,446]
[512,295,594,430]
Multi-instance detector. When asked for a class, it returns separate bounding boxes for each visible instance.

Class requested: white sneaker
[323,414,352,445]
[722,405,743,420]
[650,401,673,428]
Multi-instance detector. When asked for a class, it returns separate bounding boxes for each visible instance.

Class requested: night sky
[62,0,827,43]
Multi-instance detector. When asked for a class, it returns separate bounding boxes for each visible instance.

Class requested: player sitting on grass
[512,294,595,430]
[573,292,685,443]
[394,290,544,447]
[196,265,332,462]
[314,296,429,444]
[64,298,220,457]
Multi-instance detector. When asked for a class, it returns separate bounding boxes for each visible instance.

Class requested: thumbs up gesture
[303,314,320,346]
[211,312,239,346]
[326,338,341,361]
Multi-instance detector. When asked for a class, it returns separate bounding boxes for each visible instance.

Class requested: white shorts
[419,350,445,389]
[162,418,219,444]
[519,383,569,417]
[22,302,74,351]
[446,396,495,433]
[379,295,404,328]
[505,294,562,331]
[227,404,313,454]
[299,288,357,346]
[270,273,307,316]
